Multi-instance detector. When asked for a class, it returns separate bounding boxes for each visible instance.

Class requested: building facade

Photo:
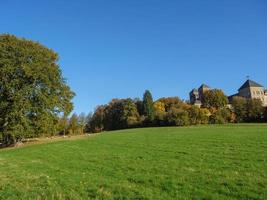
[229,79,267,107]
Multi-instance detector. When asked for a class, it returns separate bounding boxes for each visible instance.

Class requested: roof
[198,84,210,89]
[238,79,264,91]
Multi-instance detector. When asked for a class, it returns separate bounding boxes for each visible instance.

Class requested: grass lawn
[0,124,267,199]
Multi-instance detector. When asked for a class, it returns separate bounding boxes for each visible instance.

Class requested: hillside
[0,125,267,199]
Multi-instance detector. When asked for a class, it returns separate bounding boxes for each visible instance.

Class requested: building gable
[238,80,264,91]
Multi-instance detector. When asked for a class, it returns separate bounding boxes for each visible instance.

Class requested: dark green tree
[143,90,155,122]
[84,112,93,133]
[246,99,264,122]
[90,105,106,133]
[231,96,247,122]
[104,99,140,130]
[134,98,144,116]
[0,34,74,145]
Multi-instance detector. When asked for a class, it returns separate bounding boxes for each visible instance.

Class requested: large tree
[90,105,106,133]
[231,96,247,122]
[202,89,228,109]
[104,98,140,130]
[0,34,74,145]
[143,90,155,122]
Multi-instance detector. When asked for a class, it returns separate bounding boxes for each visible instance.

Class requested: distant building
[189,84,211,107]
[229,79,267,107]
[189,79,267,107]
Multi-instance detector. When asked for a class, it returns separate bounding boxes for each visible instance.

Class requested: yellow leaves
[153,101,165,113]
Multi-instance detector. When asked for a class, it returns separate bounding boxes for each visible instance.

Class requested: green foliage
[202,89,228,109]
[143,90,155,122]
[167,107,189,126]
[232,97,264,122]
[68,113,82,135]
[84,112,93,133]
[246,99,264,122]
[187,106,209,125]
[122,99,140,128]
[134,98,144,116]
[0,34,74,145]
[0,125,267,199]
[232,96,247,122]
[209,108,231,124]
[90,106,106,133]
[98,99,141,131]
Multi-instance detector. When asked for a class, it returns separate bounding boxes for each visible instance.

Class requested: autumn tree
[153,101,167,125]
[202,89,228,109]
[187,106,209,125]
[167,107,189,126]
[157,97,183,111]
[209,108,231,124]
[0,34,74,145]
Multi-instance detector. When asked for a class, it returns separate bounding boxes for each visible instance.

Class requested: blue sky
[1,0,267,114]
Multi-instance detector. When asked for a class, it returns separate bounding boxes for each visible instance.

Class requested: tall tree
[143,90,155,121]
[0,34,74,145]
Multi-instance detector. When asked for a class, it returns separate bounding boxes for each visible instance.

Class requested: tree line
[1,34,267,146]
[86,89,267,133]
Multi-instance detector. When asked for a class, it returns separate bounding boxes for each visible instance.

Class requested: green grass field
[0,125,267,200]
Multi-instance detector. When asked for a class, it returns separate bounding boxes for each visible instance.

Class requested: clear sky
[1,0,267,114]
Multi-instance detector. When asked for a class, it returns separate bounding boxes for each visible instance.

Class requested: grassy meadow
[0,124,267,199]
